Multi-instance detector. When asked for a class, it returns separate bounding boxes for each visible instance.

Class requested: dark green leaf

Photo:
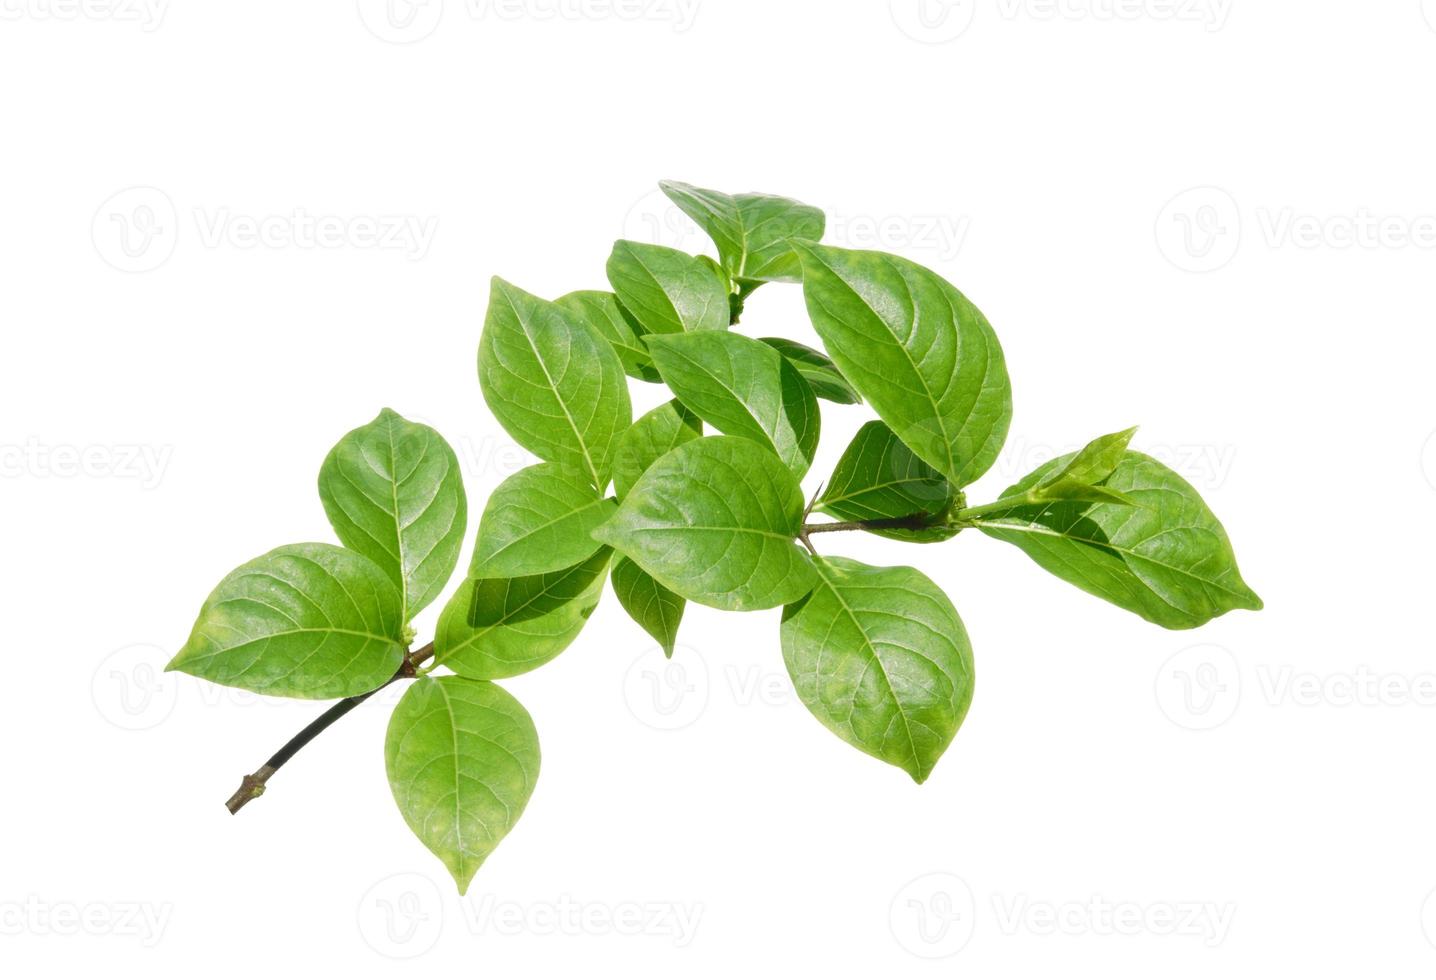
[469,463,615,578]
[318,408,467,622]
[780,557,974,783]
[168,543,404,699]
[612,400,702,501]
[660,180,825,284]
[976,451,1263,629]
[479,277,632,490]
[434,548,610,679]
[555,290,661,383]
[593,436,817,611]
[606,240,729,336]
[611,556,685,658]
[818,421,958,543]
[795,243,1011,488]
[646,331,820,478]
[385,675,539,894]
[759,337,863,404]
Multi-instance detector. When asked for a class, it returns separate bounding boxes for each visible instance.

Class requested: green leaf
[817,421,958,543]
[593,436,817,611]
[555,290,661,383]
[1023,426,1140,506]
[646,331,820,479]
[479,277,632,490]
[385,675,539,894]
[468,463,615,578]
[317,408,467,622]
[780,557,974,783]
[434,548,610,679]
[611,556,685,658]
[612,400,703,501]
[975,452,1263,629]
[660,180,825,284]
[168,543,404,699]
[759,337,863,404]
[606,241,730,336]
[795,243,1012,488]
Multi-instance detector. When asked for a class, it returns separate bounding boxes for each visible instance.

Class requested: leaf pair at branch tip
[171,408,469,699]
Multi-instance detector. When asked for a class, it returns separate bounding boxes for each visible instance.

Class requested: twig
[224,642,434,814]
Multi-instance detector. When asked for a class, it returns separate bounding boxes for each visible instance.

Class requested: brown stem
[224,642,434,814]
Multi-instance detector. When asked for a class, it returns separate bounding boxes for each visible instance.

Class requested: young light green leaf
[555,290,661,383]
[318,408,467,622]
[434,548,610,679]
[385,675,539,894]
[780,557,974,783]
[759,337,863,404]
[612,400,702,501]
[817,421,958,543]
[479,277,632,490]
[468,463,615,578]
[593,436,817,611]
[646,331,820,478]
[660,180,825,284]
[611,557,685,658]
[975,452,1263,629]
[795,243,1012,488]
[606,240,730,336]
[168,543,405,699]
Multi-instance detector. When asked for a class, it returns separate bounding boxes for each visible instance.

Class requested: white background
[3,0,1435,975]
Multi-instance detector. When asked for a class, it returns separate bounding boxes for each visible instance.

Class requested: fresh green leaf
[759,337,863,404]
[479,277,632,490]
[818,421,958,543]
[975,451,1263,629]
[434,548,611,679]
[555,290,661,383]
[660,180,825,284]
[646,331,820,478]
[794,243,1012,488]
[168,543,405,699]
[1022,426,1140,506]
[593,436,817,611]
[385,675,539,894]
[317,408,467,622]
[612,400,702,501]
[469,463,616,578]
[611,557,685,658]
[780,557,974,783]
[606,240,730,336]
